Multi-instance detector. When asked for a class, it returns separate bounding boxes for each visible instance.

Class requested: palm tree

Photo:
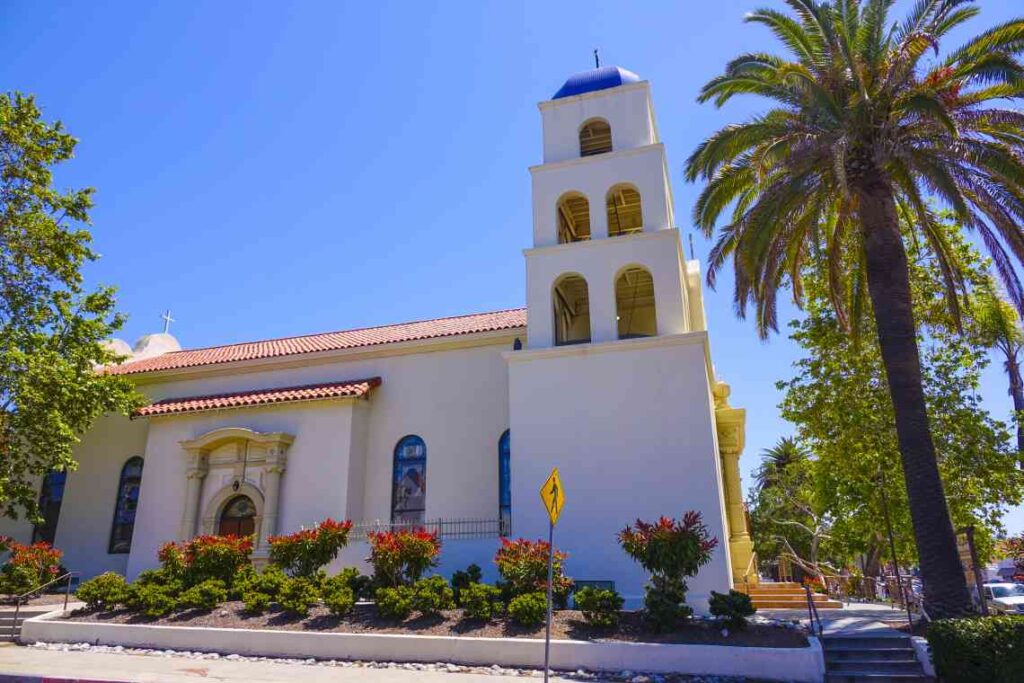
[686,0,1024,618]
[755,436,810,491]
[972,285,1024,462]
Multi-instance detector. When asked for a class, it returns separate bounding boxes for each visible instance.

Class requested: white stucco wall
[123,338,515,578]
[506,333,732,611]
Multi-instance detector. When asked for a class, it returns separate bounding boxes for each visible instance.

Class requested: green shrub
[643,576,692,632]
[277,577,320,617]
[411,575,454,615]
[0,540,63,595]
[178,579,228,611]
[236,566,287,599]
[158,535,253,589]
[0,564,42,596]
[242,590,272,614]
[336,566,371,600]
[134,568,180,589]
[461,582,503,621]
[124,583,178,618]
[928,616,1024,683]
[708,590,756,630]
[451,563,482,606]
[574,586,623,628]
[76,572,128,610]
[508,592,547,627]
[322,581,355,617]
[375,586,414,620]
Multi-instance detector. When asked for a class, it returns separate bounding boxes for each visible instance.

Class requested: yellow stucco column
[714,381,757,588]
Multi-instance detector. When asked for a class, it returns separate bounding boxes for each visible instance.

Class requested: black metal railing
[804,584,823,637]
[350,517,509,540]
[9,571,78,640]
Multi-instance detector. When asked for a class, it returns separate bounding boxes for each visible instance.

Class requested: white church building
[1,66,754,609]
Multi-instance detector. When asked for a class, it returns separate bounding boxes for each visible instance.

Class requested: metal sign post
[539,468,564,683]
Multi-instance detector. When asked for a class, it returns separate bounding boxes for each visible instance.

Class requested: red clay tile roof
[109,308,527,376]
[133,378,382,418]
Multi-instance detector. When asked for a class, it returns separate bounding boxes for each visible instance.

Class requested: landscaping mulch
[64,602,808,649]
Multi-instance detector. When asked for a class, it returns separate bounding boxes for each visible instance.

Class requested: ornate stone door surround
[178,428,294,549]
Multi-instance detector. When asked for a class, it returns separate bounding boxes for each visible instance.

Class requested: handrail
[804,584,823,638]
[742,552,758,594]
[9,571,78,641]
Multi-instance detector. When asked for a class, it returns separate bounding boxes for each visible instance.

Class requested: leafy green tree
[970,285,1024,462]
[0,93,142,520]
[686,0,1024,618]
[775,226,1023,573]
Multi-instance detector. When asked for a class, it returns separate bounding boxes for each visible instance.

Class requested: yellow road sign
[539,467,565,525]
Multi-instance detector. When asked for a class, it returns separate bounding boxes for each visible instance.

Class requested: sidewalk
[758,602,914,637]
[0,645,580,683]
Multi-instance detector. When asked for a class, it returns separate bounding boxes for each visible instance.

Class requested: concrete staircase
[0,606,56,643]
[742,581,843,610]
[823,635,933,682]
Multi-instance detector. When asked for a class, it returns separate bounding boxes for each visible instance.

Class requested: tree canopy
[0,92,142,521]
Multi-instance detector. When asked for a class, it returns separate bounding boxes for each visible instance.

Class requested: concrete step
[826,675,933,683]
[827,649,918,662]
[828,661,925,675]
[752,599,844,609]
[823,636,913,650]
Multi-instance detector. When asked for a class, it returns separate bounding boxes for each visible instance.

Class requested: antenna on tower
[594,49,600,68]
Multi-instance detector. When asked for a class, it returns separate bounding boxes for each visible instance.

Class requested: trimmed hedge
[928,616,1024,683]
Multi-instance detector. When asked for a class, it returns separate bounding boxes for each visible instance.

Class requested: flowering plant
[159,534,253,587]
[494,537,572,601]
[269,518,353,578]
[0,537,63,596]
[618,511,718,630]
[367,528,440,587]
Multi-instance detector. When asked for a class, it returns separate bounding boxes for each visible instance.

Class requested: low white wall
[912,636,935,678]
[22,612,823,683]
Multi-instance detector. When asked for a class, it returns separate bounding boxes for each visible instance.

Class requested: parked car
[983,582,1024,614]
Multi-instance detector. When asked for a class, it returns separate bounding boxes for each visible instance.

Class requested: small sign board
[539,467,565,526]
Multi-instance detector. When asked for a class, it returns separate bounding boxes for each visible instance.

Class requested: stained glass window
[499,430,511,536]
[32,471,67,545]
[108,457,143,554]
[392,435,426,524]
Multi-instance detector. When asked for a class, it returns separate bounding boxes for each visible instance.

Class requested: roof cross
[161,310,175,334]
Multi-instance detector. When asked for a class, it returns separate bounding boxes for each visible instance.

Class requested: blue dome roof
[552,66,641,99]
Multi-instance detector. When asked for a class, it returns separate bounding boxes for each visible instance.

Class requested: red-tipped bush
[494,537,572,603]
[368,529,440,587]
[158,535,253,588]
[0,537,62,595]
[269,518,353,578]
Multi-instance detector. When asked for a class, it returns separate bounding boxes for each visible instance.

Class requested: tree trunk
[855,172,973,619]
[1005,351,1024,464]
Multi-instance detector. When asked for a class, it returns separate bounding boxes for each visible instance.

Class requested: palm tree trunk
[855,172,973,619]
[1005,351,1024,463]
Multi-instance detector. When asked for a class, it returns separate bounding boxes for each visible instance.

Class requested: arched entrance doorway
[218,495,256,537]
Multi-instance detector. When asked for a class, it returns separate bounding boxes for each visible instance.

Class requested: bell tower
[506,66,735,610]
[524,65,693,349]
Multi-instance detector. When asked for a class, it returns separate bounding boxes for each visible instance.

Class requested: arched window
[498,430,511,536]
[556,192,591,244]
[606,184,643,237]
[392,435,427,524]
[109,457,144,554]
[218,495,256,537]
[579,119,612,157]
[616,266,657,339]
[32,471,67,545]
[552,274,592,346]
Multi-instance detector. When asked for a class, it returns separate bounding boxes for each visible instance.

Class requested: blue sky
[5,1,1024,531]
